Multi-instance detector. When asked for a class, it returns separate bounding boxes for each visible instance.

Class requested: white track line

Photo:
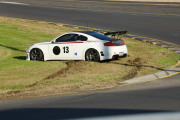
[0,1,29,5]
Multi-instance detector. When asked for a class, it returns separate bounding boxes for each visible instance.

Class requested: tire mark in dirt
[5,61,90,95]
[26,61,77,88]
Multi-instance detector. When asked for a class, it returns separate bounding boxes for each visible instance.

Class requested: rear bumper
[100,45,128,60]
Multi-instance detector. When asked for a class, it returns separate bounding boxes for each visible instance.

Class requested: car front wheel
[30,48,44,61]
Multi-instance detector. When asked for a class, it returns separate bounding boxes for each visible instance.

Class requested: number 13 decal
[63,46,69,53]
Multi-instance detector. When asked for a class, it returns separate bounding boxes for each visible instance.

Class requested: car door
[72,34,88,59]
[49,34,78,60]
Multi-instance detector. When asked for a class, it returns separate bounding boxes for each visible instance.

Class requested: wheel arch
[29,47,46,61]
[84,47,101,61]
[84,46,104,60]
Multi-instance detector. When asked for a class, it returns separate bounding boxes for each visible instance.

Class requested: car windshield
[88,32,112,40]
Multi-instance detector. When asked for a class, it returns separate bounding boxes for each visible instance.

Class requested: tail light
[104,42,116,46]
[104,40,125,46]
[122,41,126,45]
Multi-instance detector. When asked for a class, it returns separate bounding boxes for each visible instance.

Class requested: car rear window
[88,32,112,40]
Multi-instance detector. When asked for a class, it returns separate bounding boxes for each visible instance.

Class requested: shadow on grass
[111,61,180,72]
[101,58,180,80]
[111,62,165,71]
[0,44,25,52]
[13,56,26,60]
[101,59,165,71]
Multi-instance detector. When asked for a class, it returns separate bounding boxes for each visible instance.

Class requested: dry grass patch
[0,46,11,61]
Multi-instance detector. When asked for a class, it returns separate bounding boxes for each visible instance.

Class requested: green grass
[0,16,179,99]
[0,85,25,90]
[0,17,79,89]
[157,52,178,65]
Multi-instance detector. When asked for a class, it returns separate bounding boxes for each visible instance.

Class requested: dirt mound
[123,58,146,80]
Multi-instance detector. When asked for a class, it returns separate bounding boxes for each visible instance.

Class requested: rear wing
[104,31,127,39]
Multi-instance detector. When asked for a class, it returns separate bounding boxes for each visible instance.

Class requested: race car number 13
[63,46,69,53]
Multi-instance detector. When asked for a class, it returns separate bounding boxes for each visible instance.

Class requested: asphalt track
[0,0,180,45]
[0,0,180,119]
[0,73,180,119]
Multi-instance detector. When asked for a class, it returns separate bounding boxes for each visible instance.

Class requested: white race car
[26,31,128,62]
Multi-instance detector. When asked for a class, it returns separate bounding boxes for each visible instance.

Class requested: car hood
[27,41,51,52]
[36,41,52,45]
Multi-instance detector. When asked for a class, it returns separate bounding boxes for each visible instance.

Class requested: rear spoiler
[104,31,127,39]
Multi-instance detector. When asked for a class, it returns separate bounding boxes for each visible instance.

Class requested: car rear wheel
[85,49,100,62]
[30,48,44,61]
[120,54,127,58]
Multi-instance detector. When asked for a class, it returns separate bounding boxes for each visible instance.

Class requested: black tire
[85,49,100,62]
[121,54,127,58]
[30,48,44,61]
[112,55,119,60]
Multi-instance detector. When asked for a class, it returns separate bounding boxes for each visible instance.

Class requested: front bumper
[26,52,30,60]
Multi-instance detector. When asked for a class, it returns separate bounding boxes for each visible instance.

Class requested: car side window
[56,34,78,42]
[77,35,88,41]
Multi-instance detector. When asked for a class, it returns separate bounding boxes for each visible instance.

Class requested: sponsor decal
[75,52,78,56]
[87,40,98,42]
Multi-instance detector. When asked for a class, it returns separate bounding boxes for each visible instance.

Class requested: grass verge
[0,16,179,100]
